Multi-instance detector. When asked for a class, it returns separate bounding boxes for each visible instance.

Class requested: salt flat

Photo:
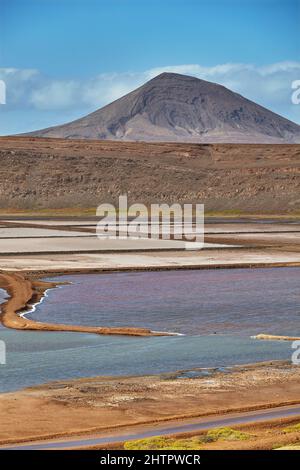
[1,219,98,226]
[0,236,233,254]
[207,232,300,244]
[81,222,300,234]
[204,223,300,233]
[0,248,299,271]
[0,218,298,271]
[2,220,300,234]
[0,227,94,238]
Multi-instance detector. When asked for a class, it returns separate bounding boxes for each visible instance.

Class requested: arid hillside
[0,137,299,213]
[26,73,300,144]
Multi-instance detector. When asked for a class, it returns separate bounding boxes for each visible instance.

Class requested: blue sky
[1,0,300,134]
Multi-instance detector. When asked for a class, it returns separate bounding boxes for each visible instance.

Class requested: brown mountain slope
[26,73,300,143]
[0,137,299,213]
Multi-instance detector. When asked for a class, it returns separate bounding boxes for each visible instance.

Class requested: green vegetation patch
[124,427,251,450]
[283,423,300,433]
[124,436,203,450]
[206,427,250,442]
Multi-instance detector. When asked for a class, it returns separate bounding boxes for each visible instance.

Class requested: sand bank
[0,272,166,337]
[255,333,300,341]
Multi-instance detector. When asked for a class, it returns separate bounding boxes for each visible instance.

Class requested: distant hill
[1,137,300,213]
[26,72,300,143]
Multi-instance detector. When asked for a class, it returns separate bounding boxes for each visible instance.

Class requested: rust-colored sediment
[255,333,300,341]
[0,272,167,337]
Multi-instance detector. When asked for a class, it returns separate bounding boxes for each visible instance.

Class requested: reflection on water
[29,268,300,337]
[0,268,298,392]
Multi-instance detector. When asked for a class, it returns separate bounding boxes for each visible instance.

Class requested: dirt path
[1,361,300,445]
[3,403,300,450]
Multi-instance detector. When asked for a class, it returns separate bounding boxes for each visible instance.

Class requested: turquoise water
[0,329,292,393]
[0,268,298,393]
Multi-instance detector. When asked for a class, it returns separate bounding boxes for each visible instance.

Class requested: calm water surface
[32,268,300,337]
[0,268,298,392]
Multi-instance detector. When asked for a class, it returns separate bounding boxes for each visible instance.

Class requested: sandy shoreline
[0,267,299,341]
[0,256,299,446]
[0,264,299,446]
[1,360,300,445]
[0,272,166,337]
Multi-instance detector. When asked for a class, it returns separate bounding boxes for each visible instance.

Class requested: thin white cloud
[30,80,80,109]
[0,62,300,125]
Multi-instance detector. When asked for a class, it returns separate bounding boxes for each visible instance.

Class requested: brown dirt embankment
[0,361,300,446]
[0,272,165,336]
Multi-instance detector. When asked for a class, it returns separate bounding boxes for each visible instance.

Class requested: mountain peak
[149,71,208,85]
[151,72,193,80]
[26,73,300,143]
[152,72,176,79]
